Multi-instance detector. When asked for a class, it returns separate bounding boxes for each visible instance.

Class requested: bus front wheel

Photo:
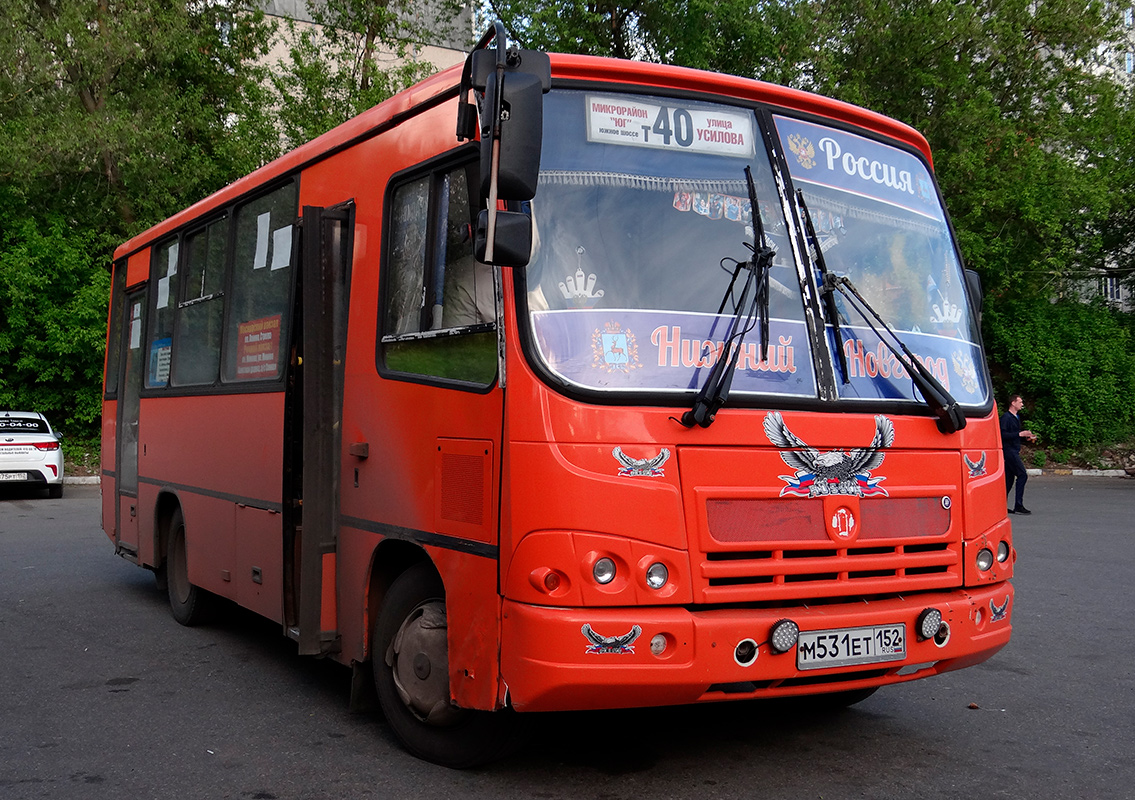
[372,562,518,768]
[166,508,214,626]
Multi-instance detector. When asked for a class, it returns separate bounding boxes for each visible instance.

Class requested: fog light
[593,557,616,585]
[769,619,799,654]
[917,607,943,641]
[976,548,994,571]
[650,634,667,656]
[544,571,561,592]
[997,541,1010,563]
[645,562,668,589]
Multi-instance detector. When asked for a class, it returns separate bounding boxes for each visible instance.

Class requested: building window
[1126,8,1133,26]
[1100,275,1123,304]
[1127,52,1134,73]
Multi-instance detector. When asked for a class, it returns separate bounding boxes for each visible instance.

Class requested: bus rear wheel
[373,562,518,768]
[166,508,214,626]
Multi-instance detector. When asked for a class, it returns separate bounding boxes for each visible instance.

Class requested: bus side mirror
[475,209,532,267]
[965,268,983,321]
[471,47,551,202]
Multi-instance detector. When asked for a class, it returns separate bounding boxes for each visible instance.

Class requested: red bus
[102,26,1014,767]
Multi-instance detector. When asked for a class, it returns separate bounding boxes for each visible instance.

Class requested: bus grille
[697,497,961,603]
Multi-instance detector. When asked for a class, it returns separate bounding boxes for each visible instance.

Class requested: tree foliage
[986,298,1135,446]
[0,0,277,435]
[270,0,463,149]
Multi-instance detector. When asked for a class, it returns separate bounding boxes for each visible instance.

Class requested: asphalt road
[1,476,1132,799]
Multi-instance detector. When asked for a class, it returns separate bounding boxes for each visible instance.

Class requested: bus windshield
[773,115,987,406]
[523,90,989,408]
[525,90,817,399]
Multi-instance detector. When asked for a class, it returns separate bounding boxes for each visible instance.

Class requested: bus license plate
[797,624,906,670]
[0,472,29,481]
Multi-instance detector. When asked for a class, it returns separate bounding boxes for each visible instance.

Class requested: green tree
[271,0,463,148]
[805,0,1121,299]
[489,0,814,84]
[0,202,109,433]
[986,297,1135,446]
[0,0,278,437]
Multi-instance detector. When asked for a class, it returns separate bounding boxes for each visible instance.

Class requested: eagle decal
[582,624,643,654]
[613,447,670,477]
[763,412,894,497]
[964,452,987,478]
[990,596,1009,622]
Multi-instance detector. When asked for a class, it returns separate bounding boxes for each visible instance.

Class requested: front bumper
[501,582,1012,712]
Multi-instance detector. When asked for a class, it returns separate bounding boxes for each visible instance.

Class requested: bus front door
[114,290,146,560]
[285,204,353,655]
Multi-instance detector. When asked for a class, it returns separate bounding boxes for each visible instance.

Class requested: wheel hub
[387,600,462,726]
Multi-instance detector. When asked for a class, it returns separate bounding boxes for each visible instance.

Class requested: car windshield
[0,416,49,434]
[773,115,988,406]
[524,90,816,398]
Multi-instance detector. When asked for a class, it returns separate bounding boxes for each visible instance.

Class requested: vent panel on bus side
[434,438,495,544]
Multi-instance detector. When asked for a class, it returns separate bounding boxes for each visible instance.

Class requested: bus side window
[381,161,496,385]
[145,237,179,389]
[173,217,228,386]
[222,180,298,383]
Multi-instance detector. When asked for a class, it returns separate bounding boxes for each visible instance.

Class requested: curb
[1027,468,1129,477]
[63,476,101,485]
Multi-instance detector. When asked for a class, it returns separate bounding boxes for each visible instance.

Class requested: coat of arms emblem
[592,321,641,374]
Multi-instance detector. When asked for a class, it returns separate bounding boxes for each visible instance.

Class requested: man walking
[1001,394,1037,515]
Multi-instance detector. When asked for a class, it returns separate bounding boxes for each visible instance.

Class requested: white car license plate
[797,624,906,670]
[0,472,29,481]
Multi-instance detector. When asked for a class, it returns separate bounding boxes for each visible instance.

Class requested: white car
[0,411,64,498]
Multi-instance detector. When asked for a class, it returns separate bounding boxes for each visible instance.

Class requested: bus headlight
[645,562,668,589]
[593,557,616,585]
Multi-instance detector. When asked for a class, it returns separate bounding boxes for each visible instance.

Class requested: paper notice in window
[254,212,270,269]
[156,276,170,309]
[167,242,179,276]
[271,226,292,271]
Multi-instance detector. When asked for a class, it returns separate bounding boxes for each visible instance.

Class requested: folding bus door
[284,204,353,655]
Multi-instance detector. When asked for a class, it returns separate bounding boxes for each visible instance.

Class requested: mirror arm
[482,22,511,265]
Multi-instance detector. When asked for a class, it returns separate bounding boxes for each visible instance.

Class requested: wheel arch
[152,489,184,570]
[364,539,437,662]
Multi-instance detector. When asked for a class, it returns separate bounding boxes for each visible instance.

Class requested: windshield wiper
[796,190,850,384]
[679,166,775,428]
[823,273,967,434]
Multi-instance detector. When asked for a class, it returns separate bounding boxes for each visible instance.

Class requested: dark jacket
[1000,411,1022,454]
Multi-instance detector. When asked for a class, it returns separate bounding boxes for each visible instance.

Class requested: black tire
[47,484,63,499]
[373,562,520,768]
[166,508,214,626]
